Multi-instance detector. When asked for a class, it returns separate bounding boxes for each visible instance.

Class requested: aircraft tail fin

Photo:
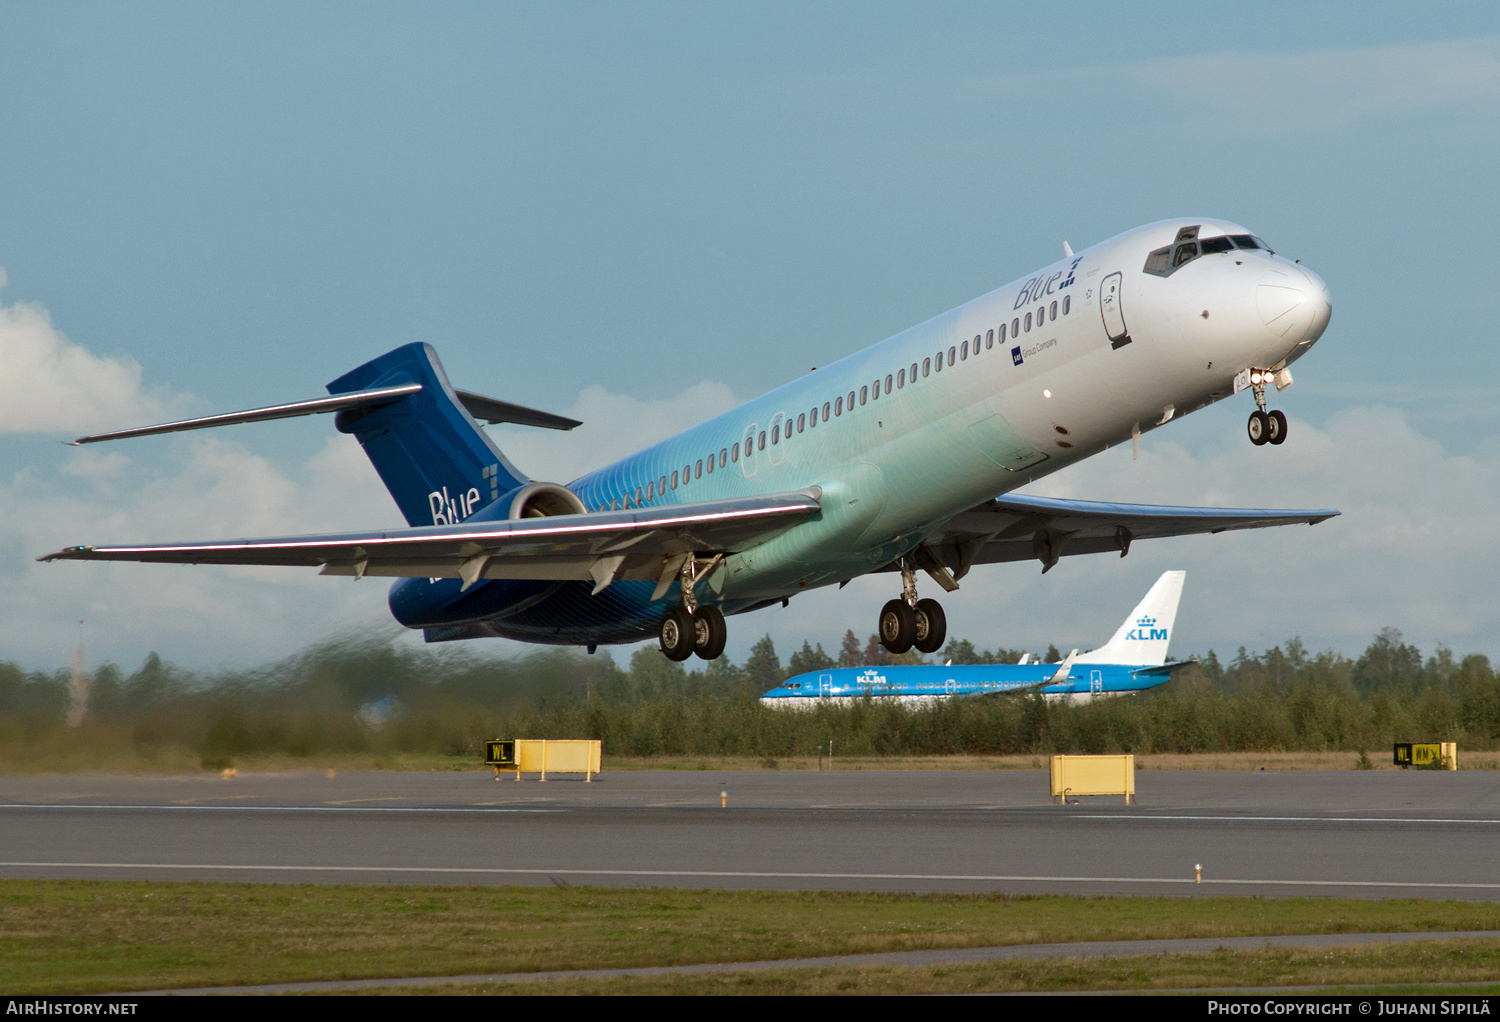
[1073,570,1185,667]
[328,343,532,527]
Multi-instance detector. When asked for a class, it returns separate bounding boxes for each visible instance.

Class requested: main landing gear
[1245,369,1288,447]
[878,557,948,656]
[658,554,727,662]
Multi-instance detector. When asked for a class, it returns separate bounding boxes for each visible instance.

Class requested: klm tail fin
[328,343,529,527]
[1073,570,1185,667]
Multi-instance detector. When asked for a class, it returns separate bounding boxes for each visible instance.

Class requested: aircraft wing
[39,490,822,594]
[908,494,1339,581]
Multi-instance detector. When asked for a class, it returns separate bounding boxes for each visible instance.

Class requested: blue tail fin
[327,343,529,527]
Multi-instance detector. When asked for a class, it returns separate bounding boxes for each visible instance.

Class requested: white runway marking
[1075,814,1500,825]
[2,861,1498,890]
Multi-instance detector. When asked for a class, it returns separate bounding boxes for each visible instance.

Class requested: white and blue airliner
[761,570,1187,707]
[45,220,1335,662]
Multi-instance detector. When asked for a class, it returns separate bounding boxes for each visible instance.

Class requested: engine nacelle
[505,481,587,519]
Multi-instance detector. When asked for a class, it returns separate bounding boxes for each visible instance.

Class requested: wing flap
[40,491,822,582]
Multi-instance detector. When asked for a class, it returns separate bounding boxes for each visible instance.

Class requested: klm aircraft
[44,220,1336,661]
[760,570,1188,707]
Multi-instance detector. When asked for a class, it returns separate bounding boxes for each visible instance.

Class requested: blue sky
[1,3,1498,670]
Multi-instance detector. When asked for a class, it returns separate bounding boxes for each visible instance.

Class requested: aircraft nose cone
[1256,266,1331,343]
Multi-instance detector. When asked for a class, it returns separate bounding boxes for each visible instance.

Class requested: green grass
[384,941,1500,995]
[5,881,1500,994]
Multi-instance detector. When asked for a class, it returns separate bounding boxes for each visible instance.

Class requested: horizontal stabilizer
[67,384,578,446]
[68,383,423,445]
[454,390,580,430]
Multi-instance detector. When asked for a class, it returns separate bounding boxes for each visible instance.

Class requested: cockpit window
[1144,225,1267,276]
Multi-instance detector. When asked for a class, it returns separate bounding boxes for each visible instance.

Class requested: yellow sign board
[487,739,602,781]
[1051,754,1136,804]
[1393,742,1456,770]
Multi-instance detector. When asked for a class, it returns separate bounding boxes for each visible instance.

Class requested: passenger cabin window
[1000,323,1007,342]
[835,396,843,416]
[885,373,893,392]
[731,442,739,462]
[635,487,643,504]
[897,368,905,388]
[695,459,702,479]
[1024,312,1032,331]
[909,362,917,381]
[1063,295,1071,315]
[671,470,678,490]
[960,340,968,360]
[1050,300,1058,320]
[934,352,943,372]
[860,385,868,405]
[986,328,994,348]
[871,380,880,400]
[822,401,831,420]
[771,424,779,444]
[797,412,805,432]
[1012,317,1020,336]
[758,431,766,450]
[948,346,956,365]
[847,390,856,409]
[647,481,655,499]
[923,357,931,377]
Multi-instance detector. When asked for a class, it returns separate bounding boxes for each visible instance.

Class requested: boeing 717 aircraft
[761,570,1188,707]
[45,219,1336,661]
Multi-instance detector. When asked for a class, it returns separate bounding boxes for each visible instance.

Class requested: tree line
[0,626,1495,765]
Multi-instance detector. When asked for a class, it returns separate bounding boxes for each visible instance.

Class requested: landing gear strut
[1245,370,1288,447]
[878,557,947,656]
[658,554,727,661]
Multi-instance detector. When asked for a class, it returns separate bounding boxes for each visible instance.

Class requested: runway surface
[3,769,1498,897]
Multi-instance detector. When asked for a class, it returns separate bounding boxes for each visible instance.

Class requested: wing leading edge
[40,490,822,592]
[912,494,1339,578]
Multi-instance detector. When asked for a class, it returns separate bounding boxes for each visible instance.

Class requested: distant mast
[66,619,88,728]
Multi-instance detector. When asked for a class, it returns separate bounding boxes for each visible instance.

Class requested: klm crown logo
[1126,614,1167,642]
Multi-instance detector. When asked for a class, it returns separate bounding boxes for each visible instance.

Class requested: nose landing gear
[878,557,948,656]
[1243,369,1289,447]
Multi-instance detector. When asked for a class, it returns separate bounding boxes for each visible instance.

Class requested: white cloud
[0,293,187,435]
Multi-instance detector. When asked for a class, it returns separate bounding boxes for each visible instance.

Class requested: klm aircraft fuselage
[48,219,1335,660]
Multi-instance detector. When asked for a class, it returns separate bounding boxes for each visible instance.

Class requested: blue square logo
[1011,346,1023,366]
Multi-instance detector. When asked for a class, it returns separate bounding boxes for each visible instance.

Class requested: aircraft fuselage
[388,218,1331,644]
